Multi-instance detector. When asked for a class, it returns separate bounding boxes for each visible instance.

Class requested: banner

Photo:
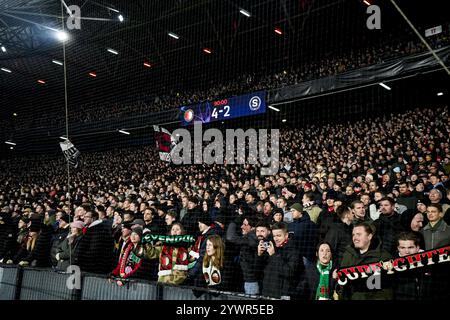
[425,25,442,37]
[142,234,195,246]
[59,140,81,168]
[153,125,176,162]
[337,246,450,285]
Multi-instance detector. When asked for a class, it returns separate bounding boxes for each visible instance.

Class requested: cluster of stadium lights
[1,5,284,88]
[1,7,284,85]
[0,2,377,86]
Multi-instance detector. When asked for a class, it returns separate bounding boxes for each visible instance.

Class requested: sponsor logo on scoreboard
[249,96,262,111]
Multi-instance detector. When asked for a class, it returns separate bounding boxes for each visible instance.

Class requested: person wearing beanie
[54,221,84,271]
[272,208,284,225]
[181,197,202,236]
[186,212,220,287]
[110,224,146,285]
[288,203,319,267]
[114,222,133,262]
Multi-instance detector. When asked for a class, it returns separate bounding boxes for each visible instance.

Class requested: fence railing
[0,264,262,300]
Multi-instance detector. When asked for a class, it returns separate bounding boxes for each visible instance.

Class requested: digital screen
[179,91,266,126]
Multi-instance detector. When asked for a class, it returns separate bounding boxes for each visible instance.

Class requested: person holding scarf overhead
[143,222,191,285]
[301,242,337,300]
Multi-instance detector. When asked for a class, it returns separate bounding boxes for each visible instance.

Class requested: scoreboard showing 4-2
[179,91,266,126]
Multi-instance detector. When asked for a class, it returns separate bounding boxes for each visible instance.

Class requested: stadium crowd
[1,105,450,300]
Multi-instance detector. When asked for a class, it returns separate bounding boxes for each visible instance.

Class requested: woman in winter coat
[55,221,84,271]
[302,242,338,300]
[143,222,190,285]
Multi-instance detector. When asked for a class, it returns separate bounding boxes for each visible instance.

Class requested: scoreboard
[179,91,266,126]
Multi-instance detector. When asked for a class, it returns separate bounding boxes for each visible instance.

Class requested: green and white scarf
[316,261,333,300]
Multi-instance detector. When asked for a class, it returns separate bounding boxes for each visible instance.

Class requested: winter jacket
[303,204,321,224]
[422,220,450,250]
[55,233,83,271]
[392,254,425,300]
[317,208,339,242]
[324,220,353,267]
[301,261,338,300]
[339,238,393,300]
[255,239,304,299]
[181,208,202,236]
[143,243,189,284]
[75,220,115,274]
[50,225,70,267]
[288,214,319,262]
[396,194,418,211]
[0,213,17,260]
[20,224,53,267]
[226,222,259,282]
[373,212,406,255]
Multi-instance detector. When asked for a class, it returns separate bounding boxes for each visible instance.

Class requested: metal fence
[0,264,260,300]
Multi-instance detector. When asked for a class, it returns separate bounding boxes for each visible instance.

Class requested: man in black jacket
[75,209,114,274]
[392,232,424,300]
[50,213,70,268]
[180,197,201,236]
[226,215,260,294]
[287,203,318,267]
[256,222,304,299]
[324,206,354,267]
[373,197,405,255]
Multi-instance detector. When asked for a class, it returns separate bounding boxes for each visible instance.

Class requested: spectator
[287,203,318,267]
[302,191,321,223]
[256,222,304,299]
[181,197,201,236]
[422,204,450,249]
[351,200,371,225]
[16,219,53,268]
[421,204,450,300]
[187,215,219,287]
[110,226,146,285]
[54,220,84,271]
[392,232,424,300]
[324,206,354,266]
[76,210,115,274]
[203,235,225,287]
[340,222,393,300]
[50,213,71,268]
[397,181,417,211]
[226,215,260,294]
[143,222,190,284]
[373,197,405,254]
[302,242,338,300]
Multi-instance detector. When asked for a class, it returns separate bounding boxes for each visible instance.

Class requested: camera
[263,241,271,249]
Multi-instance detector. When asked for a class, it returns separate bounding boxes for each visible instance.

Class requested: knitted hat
[60,213,71,224]
[131,225,143,238]
[290,203,303,213]
[70,220,85,229]
[197,213,212,226]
